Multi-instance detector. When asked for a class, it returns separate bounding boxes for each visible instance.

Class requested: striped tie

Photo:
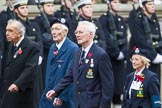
[79,50,85,66]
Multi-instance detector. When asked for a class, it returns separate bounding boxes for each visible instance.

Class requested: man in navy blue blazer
[46,21,114,108]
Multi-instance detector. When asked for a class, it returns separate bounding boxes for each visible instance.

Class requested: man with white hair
[46,21,114,108]
[39,18,78,108]
[0,19,40,108]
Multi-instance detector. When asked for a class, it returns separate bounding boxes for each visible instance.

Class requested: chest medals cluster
[85,52,94,79]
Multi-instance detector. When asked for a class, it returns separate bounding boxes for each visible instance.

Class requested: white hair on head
[7,19,26,37]
[140,55,151,68]
[61,24,68,34]
[61,24,68,31]
[78,21,96,38]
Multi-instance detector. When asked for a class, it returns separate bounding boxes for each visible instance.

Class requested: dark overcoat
[0,37,39,108]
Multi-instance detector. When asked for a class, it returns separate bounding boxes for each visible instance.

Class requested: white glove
[152,54,162,64]
[38,56,43,65]
[117,51,124,60]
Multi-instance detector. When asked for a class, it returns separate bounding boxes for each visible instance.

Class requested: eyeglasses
[75,30,87,35]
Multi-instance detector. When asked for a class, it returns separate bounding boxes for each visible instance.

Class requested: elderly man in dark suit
[0,19,40,108]
[46,21,114,108]
[39,18,78,108]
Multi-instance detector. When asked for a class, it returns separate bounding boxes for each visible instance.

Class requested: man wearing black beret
[39,18,78,108]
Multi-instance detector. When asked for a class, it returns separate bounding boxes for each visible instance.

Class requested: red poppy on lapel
[133,45,137,51]
[88,52,92,58]
[53,50,58,55]
[18,48,22,55]
[137,74,145,82]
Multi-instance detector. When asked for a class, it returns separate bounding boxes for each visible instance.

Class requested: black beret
[130,47,150,59]
[50,18,69,28]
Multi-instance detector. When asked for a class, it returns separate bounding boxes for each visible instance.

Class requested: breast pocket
[56,60,64,68]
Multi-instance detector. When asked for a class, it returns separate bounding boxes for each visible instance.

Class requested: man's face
[6,23,21,44]
[75,24,90,46]
[144,2,155,14]
[7,0,14,8]
[51,23,66,44]
[15,5,29,17]
[79,4,93,18]
[43,3,54,15]
[110,0,120,12]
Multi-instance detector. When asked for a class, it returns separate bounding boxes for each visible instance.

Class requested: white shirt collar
[56,37,66,50]
[15,36,24,47]
[81,42,93,58]
[135,67,145,76]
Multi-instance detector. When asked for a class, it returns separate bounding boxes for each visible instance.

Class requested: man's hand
[8,84,19,93]
[46,90,57,100]
[53,98,63,106]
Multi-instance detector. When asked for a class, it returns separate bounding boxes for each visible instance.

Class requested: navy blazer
[53,43,114,108]
[122,68,161,108]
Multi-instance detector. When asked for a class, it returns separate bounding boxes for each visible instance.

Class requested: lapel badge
[13,48,23,58]
[85,59,89,64]
[90,58,94,67]
[53,50,58,55]
[18,48,23,55]
[86,69,94,78]
[136,88,144,98]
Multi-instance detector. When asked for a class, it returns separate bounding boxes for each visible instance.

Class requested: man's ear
[18,32,22,38]
[142,6,145,11]
[89,32,93,38]
[65,29,68,33]
[78,8,83,15]
[63,29,68,36]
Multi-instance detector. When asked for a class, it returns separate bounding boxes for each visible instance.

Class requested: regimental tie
[53,46,58,55]
[134,75,137,81]
[79,50,86,66]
